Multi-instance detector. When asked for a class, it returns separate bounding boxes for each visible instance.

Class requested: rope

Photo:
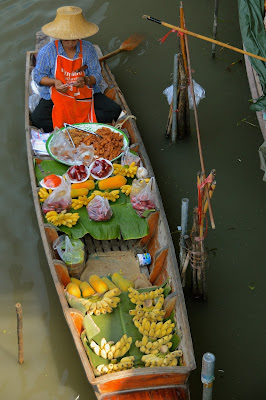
[115,114,136,130]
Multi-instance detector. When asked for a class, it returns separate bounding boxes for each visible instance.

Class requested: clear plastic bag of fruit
[86,195,113,221]
[53,235,85,277]
[130,178,147,199]
[121,146,142,167]
[42,174,72,214]
[130,177,157,218]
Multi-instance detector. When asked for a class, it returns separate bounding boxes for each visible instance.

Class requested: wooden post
[212,0,219,57]
[16,303,24,364]
[177,54,187,138]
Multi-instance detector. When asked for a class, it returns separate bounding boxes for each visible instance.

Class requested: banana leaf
[56,197,149,240]
[37,160,149,240]
[81,284,180,370]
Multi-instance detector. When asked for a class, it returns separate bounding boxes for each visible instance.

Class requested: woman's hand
[73,77,86,88]
[55,79,68,93]
[73,76,96,87]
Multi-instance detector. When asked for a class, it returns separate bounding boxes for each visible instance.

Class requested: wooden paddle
[143,15,266,62]
[98,33,144,62]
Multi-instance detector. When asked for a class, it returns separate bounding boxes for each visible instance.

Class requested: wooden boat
[25,32,196,400]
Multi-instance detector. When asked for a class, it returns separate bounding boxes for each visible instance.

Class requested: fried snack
[64,127,124,161]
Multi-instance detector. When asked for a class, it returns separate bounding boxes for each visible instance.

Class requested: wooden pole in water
[171,53,179,142]
[212,0,219,57]
[16,303,24,364]
[180,2,188,76]
[183,27,215,229]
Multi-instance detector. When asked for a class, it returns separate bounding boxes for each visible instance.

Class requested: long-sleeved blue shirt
[33,40,103,100]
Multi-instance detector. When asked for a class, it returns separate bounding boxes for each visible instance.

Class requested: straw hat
[42,6,99,40]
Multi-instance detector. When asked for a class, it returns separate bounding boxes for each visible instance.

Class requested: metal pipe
[212,0,219,57]
[171,53,178,142]
[179,198,189,269]
[201,352,215,400]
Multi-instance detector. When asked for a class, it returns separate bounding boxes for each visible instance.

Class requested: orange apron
[51,40,97,129]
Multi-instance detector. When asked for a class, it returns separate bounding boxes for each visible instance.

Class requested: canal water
[1,0,265,399]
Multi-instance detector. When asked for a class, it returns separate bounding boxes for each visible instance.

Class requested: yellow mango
[71,188,89,198]
[111,272,134,291]
[66,282,81,298]
[70,277,82,286]
[80,281,95,298]
[101,276,119,290]
[89,275,109,294]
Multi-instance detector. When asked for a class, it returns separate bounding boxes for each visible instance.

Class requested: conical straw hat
[42,6,99,40]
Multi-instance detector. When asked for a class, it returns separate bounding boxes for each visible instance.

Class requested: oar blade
[120,33,144,51]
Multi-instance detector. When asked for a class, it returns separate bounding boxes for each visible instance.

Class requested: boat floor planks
[25,31,196,399]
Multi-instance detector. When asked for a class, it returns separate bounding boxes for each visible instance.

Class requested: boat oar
[99,33,144,62]
[142,15,266,62]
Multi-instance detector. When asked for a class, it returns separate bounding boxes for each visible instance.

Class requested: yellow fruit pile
[38,187,52,202]
[71,189,120,210]
[128,287,183,368]
[46,211,80,227]
[90,334,132,359]
[71,195,90,210]
[113,162,138,178]
[96,356,135,375]
[120,185,132,196]
[142,350,183,367]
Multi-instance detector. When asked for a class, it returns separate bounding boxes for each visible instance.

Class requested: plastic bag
[42,174,72,214]
[131,177,157,218]
[163,80,206,109]
[188,80,206,109]
[53,235,85,277]
[29,70,41,113]
[121,146,142,167]
[77,143,94,167]
[50,128,94,166]
[87,195,113,221]
[130,179,147,199]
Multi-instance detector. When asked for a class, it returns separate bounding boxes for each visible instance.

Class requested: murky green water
[1,0,265,399]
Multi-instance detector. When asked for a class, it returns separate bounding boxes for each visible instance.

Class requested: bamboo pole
[16,303,24,364]
[184,31,215,229]
[142,15,266,62]
[180,2,188,76]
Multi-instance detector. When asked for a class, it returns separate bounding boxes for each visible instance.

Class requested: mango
[70,277,82,287]
[66,282,81,298]
[89,275,109,294]
[111,272,134,292]
[80,281,95,298]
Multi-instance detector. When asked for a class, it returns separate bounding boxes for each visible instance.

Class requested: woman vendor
[31,6,122,132]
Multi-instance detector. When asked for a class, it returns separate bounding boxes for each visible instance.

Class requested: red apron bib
[51,40,97,129]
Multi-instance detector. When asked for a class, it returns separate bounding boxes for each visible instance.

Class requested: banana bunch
[90,334,132,359]
[71,195,90,210]
[46,211,80,227]
[120,185,132,196]
[38,187,52,202]
[79,288,121,315]
[135,334,173,354]
[113,162,138,178]
[134,318,175,338]
[142,349,183,367]
[128,287,164,305]
[92,190,120,202]
[96,356,135,375]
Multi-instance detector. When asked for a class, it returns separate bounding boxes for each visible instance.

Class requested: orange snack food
[44,174,62,188]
